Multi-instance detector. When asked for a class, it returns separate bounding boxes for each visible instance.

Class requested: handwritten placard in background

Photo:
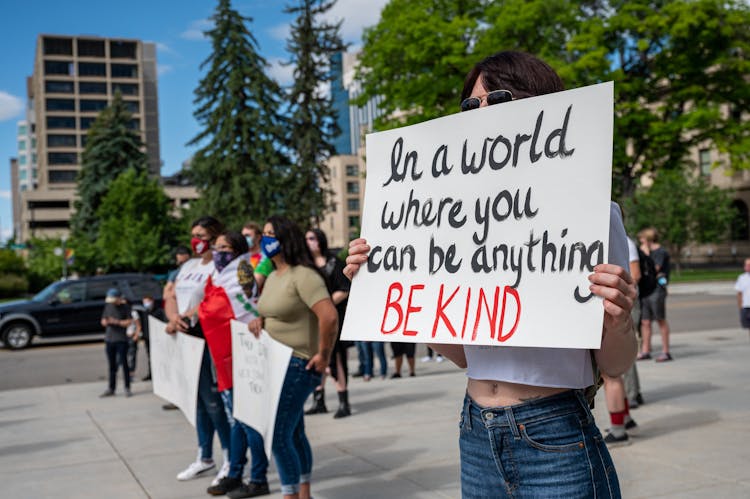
[342,82,613,349]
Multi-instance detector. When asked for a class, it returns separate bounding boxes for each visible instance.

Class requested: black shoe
[352,371,364,378]
[635,393,645,406]
[333,391,351,419]
[390,372,401,379]
[604,431,630,447]
[142,374,152,381]
[99,389,115,398]
[625,419,638,432]
[125,389,133,398]
[207,476,243,496]
[305,389,327,415]
[162,403,178,410]
[227,481,270,498]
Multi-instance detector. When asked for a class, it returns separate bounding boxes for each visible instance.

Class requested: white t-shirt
[735,273,750,308]
[174,258,215,316]
[627,237,638,264]
[464,202,630,389]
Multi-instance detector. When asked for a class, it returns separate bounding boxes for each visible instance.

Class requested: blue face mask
[261,235,281,258]
[212,250,235,273]
[245,235,254,248]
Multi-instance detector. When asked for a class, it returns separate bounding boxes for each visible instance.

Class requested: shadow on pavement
[642,382,716,404]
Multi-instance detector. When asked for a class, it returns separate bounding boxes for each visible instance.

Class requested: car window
[127,277,162,300]
[87,280,118,301]
[32,281,65,302]
[56,282,86,304]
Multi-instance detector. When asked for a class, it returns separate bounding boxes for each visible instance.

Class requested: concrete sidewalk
[1,326,748,499]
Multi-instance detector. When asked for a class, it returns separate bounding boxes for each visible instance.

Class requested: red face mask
[191,237,210,255]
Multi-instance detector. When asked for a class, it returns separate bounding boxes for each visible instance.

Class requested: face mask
[143,300,153,310]
[212,250,235,273]
[261,235,281,258]
[191,237,210,255]
[245,235,255,248]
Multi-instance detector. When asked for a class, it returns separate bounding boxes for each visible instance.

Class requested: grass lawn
[670,268,738,283]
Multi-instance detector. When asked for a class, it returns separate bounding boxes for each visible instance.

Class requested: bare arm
[428,343,467,368]
[162,281,188,334]
[739,292,744,309]
[590,264,638,377]
[629,260,641,283]
[331,290,349,305]
[306,298,339,373]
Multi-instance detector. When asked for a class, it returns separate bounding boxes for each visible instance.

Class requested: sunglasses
[460,89,514,112]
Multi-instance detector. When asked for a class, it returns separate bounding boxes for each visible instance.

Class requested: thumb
[306,358,314,370]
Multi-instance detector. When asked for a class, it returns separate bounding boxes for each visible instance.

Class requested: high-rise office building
[15,34,160,241]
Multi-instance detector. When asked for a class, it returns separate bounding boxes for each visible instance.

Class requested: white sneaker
[211,460,231,486]
[435,355,445,363]
[176,450,215,481]
[420,355,432,363]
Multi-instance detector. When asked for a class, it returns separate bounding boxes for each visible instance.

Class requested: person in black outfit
[135,295,167,381]
[100,288,135,397]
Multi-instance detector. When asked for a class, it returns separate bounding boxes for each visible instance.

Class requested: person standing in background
[100,288,134,398]
[735,258,750,338]
[637,228,673,362]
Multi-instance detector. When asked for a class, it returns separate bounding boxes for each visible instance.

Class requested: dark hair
[219,230,249,256]
[242,221,261,235]
[174,245,191,256]
[307,228,330,257]
[191,216,224,240]
[267,215,316,270]
[460,51,564,103]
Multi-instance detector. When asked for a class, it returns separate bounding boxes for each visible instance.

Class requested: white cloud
[0,91,24,122]
[0,227,11,242]
[158,64,174,76]
[156,42,178,56]
[326,0,389,43]
[0,190,11,200]
[267,57,296,87]
[268,23,290,41]
[181,18,214,41]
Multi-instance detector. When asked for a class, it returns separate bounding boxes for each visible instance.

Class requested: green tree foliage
[625,170,734,265]
[284,0,346,225]
[0,249,28,297]
[26,238,65,291]
[357,0,483,129]
[357,0,750,197]
[70,91,148,243]
[95,169,178,272]
[187,0,289,229]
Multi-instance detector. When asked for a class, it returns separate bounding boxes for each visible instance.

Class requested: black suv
[0,273,163,350]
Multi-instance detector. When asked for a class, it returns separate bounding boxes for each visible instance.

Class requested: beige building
[320,155,366,250]
[15,34,160,241]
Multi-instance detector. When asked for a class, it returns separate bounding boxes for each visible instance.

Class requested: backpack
[637,248,658,297]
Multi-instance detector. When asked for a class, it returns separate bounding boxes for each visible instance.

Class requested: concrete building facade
[15,34,160,241]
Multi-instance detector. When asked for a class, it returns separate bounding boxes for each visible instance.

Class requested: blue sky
[0,0,388,242]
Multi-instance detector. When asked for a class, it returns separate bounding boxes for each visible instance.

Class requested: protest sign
[342,82,614,349]
[231,320,293,459]
[149,317,204,426]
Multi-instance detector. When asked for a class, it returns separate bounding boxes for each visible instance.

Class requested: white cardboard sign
[341,82,613,349]
[231,320,293,459]
[149,317,205,426]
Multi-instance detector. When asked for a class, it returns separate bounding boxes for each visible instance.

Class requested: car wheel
[2,322,34,350]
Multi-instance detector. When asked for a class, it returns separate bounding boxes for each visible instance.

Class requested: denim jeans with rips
[220,388,268,483]
[196,346,231,460]
[272,357,321,495]
[459,390,621,498]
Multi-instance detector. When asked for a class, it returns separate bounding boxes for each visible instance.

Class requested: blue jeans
[196,346,231,460]
[272,357,322,495]
[105,341,130,392]
[459,390,621,498]
[220,389,268,483]
[359,341,387,377]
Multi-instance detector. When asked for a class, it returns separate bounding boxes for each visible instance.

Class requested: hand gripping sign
[342,82,614,349]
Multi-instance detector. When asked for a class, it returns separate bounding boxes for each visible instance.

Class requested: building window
[79,81,107,94]
[110,41,137,59]
[77,39,105,57]
[31,138,37,148]
[19,156,27,165]
[111,63,138,78]
[348,216,360,228]
[32,153,37,165]
[29,220,71,229]
[48,134,77,148]
[18,140,26,151]
[80,135,88,147]
[28,200,70,209]
[43,37,73,55]
[699,149,711,176]
[80,117,97,130]
[44,60,74,76]
[127,119,140,130]
[48,152,78,165]
[32,169,38,179]
[346,164,359,176]
[78,62,106,77]
[112,83,139,96]
[731,200,749,241]
[79,99,108,112]
[45,80,74,93]
[48,170,78,183]
[46,98,75,111]
[123,100,140,113]
[346,181,359,194]
[19,169,27,180]
[347,198,360,211]
[18,124,27,135]
[47,116,76,129]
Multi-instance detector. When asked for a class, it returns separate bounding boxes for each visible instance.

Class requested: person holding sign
[200,230,270,498]
[248,215,338,499]
[344,51,637,498]
[164,216,232,486]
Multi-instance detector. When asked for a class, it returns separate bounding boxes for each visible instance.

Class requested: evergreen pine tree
[71,91,147,242]
[187,0,289,229]
[284,0,346,226]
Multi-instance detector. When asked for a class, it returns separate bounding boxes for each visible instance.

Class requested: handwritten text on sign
[149,317,204,427]
[341,82,614,349]
[231,320,292,459]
